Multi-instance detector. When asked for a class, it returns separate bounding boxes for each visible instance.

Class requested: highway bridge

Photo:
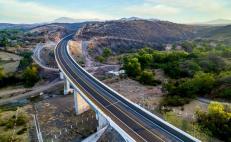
[55,34,200,142]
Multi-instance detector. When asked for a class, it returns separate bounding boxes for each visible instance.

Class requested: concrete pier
[96,111,108,131]
[73,89,90,115]
[64,79,72,95]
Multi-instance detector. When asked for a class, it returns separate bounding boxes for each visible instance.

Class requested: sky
[0,0,230,24]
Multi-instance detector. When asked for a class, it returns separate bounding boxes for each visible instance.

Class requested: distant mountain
[53,17,99,23]
[120,17,159,22]
[120,17,144,21]
[197,19,231,26]
[0,23,41,30]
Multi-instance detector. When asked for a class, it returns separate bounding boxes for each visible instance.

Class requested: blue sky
[0,0,230,23]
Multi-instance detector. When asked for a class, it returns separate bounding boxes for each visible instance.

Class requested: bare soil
[35,95,97,142]
[104,78,164,112]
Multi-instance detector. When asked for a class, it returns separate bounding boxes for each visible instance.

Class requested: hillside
[76,20,204,54]
[78,20,198,44]
[195,24,231,44]
[29,23,85,42]
[200,19,231,26]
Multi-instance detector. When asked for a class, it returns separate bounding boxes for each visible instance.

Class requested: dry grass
[1,61,20,73]
[68,40,83,63]
[0,51,22,73]
[0,52,21,61]
[0,107,31,142]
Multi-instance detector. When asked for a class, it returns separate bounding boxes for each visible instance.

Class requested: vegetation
[18,52,33,70]
[0,64,39,88]
[123,43,231,105]
[196,102,231,142]
[95,48,112,63]
[164,112,212,142]
[123,57,141,77]
[0,29,22,48]
[139,70,155,85]
[0,108,29,142]
[22,65,40,87]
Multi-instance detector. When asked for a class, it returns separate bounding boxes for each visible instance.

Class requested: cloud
[144,0,231,19]
[125,3,180,17]
[0,0,113,23]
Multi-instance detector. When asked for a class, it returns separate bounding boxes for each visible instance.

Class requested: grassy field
[0,51,21,73]
[0,106,31,142]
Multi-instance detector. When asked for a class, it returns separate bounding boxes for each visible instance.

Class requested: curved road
[55,35,199,142]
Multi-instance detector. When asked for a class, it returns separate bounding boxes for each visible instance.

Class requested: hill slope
[78,20,198,44]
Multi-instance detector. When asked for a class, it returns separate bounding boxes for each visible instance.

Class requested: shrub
[5,118,15,129]
[165,72,215,98]
[161,95,191,106]
[102,48,112,58]
[22,65,39,87]
[123,57,141,77]
[18,52,33,70]
[217,88,231,99]
[95,56,105,63]
[16,113,27,126]
[139,70,155,85]
[17,127,27,135]
[196,102,231,142]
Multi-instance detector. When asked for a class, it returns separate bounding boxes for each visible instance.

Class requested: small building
[107,70,125,76]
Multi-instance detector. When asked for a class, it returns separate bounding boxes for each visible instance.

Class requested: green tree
[95,56,105,63]
[196,102,231,142]
[139,70,155,85]
[165,72,215,98]
[192,72,215,95]
[179,60,201,77]
[22,65,39,87]
[123,57,141,77]
[102,48,112,58]
[138,53,153,69]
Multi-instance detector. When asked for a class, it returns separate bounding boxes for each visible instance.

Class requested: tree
[162,61,182,79]
[0,36,8,47]
[139,70,155,85]
[123,57,141,77]
[165,72,215,98]
[102,48,112,58]
[22,65,39,87]
[179,60,201,77]
[196,102,231,142]
[199,54,227,73]
[95,56,105,63]
[192,72,215,95]
[138,53,152,69]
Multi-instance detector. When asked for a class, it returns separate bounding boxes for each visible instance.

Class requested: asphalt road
[55,35,198,142]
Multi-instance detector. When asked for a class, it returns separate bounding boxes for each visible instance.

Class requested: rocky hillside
[77,20,199,44]
[30,23,85,42]
[76,20,201,54]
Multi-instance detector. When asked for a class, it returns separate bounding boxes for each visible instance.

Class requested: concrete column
[74,89,90,115]
[60,72,64,80]
[64,79,72,95]
[96,111,108,131]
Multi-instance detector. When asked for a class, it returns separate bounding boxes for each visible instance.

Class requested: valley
[0,18,230,142]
